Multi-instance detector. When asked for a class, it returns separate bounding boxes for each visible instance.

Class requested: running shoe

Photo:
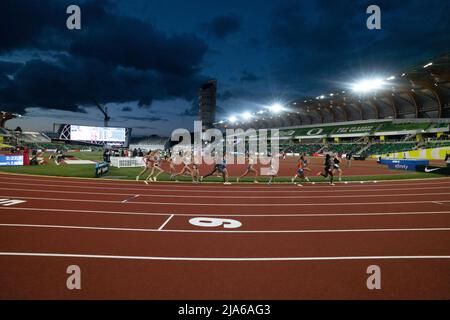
[224,182,231,185]
[144,180,148,185]
[297,184,303,187]
[135,176,139,181]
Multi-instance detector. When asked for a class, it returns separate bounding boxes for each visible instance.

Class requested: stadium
[0,0,449,307]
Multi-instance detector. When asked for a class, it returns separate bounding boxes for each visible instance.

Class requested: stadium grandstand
[215,53,450,159]
[219,53,449,129]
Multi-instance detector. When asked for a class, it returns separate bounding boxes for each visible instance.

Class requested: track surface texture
[0,172,449,299]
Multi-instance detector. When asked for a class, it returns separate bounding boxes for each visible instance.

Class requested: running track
[0,173,449,299]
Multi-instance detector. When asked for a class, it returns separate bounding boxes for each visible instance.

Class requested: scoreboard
[70,125,126,142]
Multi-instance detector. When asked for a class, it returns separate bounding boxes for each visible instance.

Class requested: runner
[145,150,164,184]
[236,155,258,183]
[173,155,193,181]
[191,162,200,184]
[301,152,312,182]
[291,156,306,186]
[136,151,153,181]
[333,154,343,181]
[201,155,231,185]
[267,153,278,185]
[316,153,334,185]
[167,155,177,181]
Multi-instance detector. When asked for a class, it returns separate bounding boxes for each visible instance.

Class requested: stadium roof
[220,53,450,129]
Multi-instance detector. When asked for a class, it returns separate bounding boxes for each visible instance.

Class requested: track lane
[0,257,448,299]
[3,197,449,214]
[1,209,449,231]
[1,227,449,258]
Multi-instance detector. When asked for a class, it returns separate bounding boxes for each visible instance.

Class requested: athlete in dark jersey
[317,154,334,185]
[201,155,231,184]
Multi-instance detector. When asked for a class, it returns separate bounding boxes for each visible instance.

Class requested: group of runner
[136,150,343,185]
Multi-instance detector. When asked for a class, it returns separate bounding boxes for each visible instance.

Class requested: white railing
[110,157,145,168]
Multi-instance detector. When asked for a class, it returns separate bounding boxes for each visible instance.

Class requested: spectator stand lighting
[269,103,284,113]
[351,78,385,93]
[241,112,253,122]
[228,115,238,124]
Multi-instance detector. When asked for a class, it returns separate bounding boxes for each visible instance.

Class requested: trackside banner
[381,159,429,171]
[95,162,110,177]
[415,165,450,176]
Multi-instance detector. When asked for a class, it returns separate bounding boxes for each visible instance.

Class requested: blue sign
[382,159,429,171]
[0,155,24,166]
[95,162,110,177]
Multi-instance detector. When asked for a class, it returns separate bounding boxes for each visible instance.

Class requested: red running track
[0,172,449,299]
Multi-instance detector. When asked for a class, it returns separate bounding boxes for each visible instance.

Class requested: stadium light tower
[351,78,385,93]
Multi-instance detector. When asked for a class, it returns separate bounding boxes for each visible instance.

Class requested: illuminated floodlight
[228,115,238,123]
[270,103,284,113]
[386,76,396,81]
[351,78,385,93]
[423,62,433,68]
[319,95,325,99]
[219,120,224,124]
[257,110,265,115]
[241,112,253,120]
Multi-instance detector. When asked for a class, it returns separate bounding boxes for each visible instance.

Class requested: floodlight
[228,115,238,123]
[351,78,384,93]
[270,103,283,113]
[241,112,252,120]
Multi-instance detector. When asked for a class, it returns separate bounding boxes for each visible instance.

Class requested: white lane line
[0,252,449,261]
[121,194,140,203]
[1,195,449,206]
[2,206,450,218]
[158,214,174,230]
[2,187,450,199]
[1,183,450,194]
[0,174,449,191]
[1,223,450,234]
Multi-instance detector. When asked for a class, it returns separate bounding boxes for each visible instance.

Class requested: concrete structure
[198,79,217,130]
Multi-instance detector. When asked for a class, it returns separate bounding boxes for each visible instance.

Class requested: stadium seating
[424,141,450,148]
[363,142,418,155]
[325,143,363,154]
[289,144,322,155]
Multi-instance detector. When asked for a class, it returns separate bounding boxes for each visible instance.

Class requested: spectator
[55,149,64,165]
[23,146,30,166]
[103,149,111,163]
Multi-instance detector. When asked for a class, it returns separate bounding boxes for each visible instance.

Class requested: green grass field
[0,151,444,182]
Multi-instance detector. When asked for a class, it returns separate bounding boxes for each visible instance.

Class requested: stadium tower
[198,79,217,130]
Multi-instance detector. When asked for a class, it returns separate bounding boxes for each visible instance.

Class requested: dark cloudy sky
[1,0,449,135]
